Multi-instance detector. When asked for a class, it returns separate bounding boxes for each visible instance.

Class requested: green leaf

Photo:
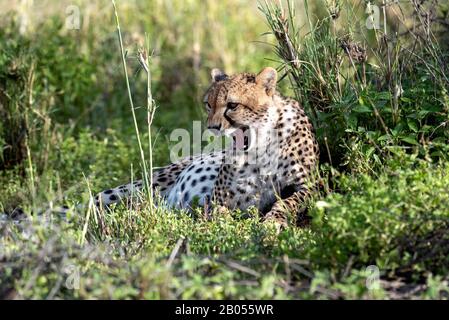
[377,91,391,100]
[366,146,376,158]
[400,97,412,103]
[352,105,371,113]
[407,119,419,132]
[377,134,391,141]
[400,135,420,146]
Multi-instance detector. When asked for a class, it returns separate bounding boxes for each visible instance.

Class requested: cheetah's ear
[256,67,277,96]
[211,68,228,82]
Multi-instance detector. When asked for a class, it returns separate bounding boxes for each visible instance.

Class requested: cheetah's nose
[208,124,221,131]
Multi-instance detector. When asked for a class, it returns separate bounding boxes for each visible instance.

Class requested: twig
[225,260,261,277]
[166,237,186,267]
[112,0,150,198]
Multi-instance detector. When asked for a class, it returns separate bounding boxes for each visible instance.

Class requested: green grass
[1,0,449,299]
[2,154,448,299]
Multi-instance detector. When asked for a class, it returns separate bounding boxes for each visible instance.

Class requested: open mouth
[231,125,250,151]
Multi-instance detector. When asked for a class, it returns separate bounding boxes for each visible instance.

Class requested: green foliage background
[0,0,448,299]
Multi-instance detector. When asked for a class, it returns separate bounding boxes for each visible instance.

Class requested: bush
[309,155,449,276]
[260,0,449,171]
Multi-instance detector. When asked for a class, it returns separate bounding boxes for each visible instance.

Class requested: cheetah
[203,67,319,226]
[88,67,319,226]
[4,67,319,227]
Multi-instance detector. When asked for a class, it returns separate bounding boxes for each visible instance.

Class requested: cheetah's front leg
[263,187,310,228]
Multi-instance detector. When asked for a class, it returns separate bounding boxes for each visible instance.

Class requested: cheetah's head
[203,67,278,148]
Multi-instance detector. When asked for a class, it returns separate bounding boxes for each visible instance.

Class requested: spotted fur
[204,67,319,226]
[3,67,319,228]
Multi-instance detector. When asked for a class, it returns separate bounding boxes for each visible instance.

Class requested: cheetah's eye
[205,102,212,112]
[227,102,239,110]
